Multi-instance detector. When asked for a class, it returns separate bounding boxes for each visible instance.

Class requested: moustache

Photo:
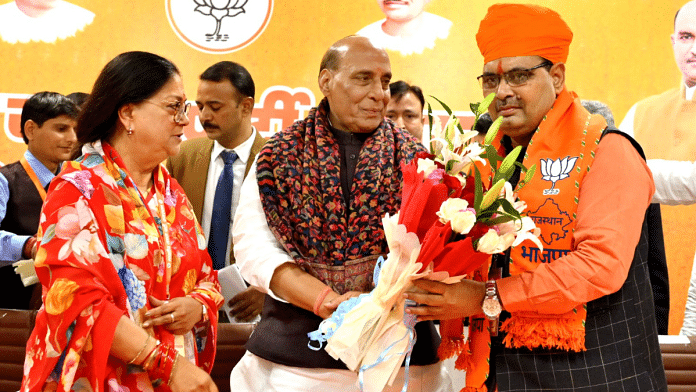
[202,122,220,130]
[495,98,520,111]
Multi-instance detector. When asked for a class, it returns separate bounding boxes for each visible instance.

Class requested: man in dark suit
[167,61,266,322]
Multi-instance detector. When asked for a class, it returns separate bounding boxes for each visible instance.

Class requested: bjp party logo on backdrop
[166,0,273,54]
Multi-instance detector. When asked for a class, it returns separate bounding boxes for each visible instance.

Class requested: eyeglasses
[143,99,191,124]
[477,61,553,90]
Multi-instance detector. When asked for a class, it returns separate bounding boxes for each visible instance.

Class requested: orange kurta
[498,134,654,314]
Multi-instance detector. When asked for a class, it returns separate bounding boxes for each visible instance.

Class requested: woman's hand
[404,278,486,321]
[169,356,218,392]
[143,296,203,334]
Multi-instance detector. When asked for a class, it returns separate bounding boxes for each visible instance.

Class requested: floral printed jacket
[21,141,222,392]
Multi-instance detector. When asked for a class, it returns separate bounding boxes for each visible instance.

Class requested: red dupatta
[21,141,222,392]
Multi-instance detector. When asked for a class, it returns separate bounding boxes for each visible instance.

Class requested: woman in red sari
[21,51,223,392]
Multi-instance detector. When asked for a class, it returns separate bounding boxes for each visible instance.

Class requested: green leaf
[470,102,480,114]
[427,102,434,154]
[43,224,56,243]
[431,95,464,134]
[484,116,503,145]
[498,198,522,218]
[487,214,518,226]
[477,209,496,220]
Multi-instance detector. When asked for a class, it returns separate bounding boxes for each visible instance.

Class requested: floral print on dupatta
[21,141,222,392]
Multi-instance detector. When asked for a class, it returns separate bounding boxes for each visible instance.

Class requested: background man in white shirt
[619,0,696,336]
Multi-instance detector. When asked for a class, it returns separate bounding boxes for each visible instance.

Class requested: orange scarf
[500,88,605,351]
[449,88,606,391]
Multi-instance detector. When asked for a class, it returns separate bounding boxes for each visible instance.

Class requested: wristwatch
[482,280,502,336]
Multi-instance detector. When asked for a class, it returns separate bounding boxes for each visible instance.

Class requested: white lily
[493,215,543,251]
[501,182,527,213]
[476,229,516,254]
[432,131,486,176]
[511,216,543,249]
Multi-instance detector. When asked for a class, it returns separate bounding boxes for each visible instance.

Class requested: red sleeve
[498,134,655,314]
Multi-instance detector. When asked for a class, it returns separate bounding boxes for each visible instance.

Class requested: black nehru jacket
[0,161,45,310]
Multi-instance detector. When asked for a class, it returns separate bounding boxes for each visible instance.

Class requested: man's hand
[228,287,264,322]
[404,278,486,321]
[22,236,37,259]
[317,290,362,319]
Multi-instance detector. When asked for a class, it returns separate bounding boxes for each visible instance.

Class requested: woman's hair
[77,51,180,145]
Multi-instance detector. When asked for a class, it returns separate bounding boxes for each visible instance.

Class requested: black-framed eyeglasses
[144,99,191,124]
[477,61,553,90]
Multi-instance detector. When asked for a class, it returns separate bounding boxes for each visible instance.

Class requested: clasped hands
[142,296,204,335]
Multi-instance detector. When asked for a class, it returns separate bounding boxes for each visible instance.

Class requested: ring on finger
[170,313,175,323]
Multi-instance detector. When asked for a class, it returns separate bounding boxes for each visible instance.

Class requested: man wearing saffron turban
[406,4,668,391]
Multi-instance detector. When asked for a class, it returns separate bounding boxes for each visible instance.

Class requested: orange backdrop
[0,0,692,334]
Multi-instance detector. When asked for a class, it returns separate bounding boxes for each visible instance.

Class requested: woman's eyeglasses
[144,100,191,124]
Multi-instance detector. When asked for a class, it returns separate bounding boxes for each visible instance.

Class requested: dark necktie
[208,150,238,270]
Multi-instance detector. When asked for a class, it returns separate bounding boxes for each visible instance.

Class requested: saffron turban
[476,3,573,64]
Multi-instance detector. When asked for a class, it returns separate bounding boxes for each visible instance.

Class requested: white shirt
[0,0,94,44]
[648,159,696,205]
[0,150,55,266]
[232,160,292,301]
[201,128,258,268]
[620,85,696,335]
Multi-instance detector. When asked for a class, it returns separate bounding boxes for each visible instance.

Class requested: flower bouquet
[307,94,542,392]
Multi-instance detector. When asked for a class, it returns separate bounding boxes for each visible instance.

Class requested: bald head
[676,1,696,29]
[672,1,696,86]
[319,36,387,76]
[317,35,392,134]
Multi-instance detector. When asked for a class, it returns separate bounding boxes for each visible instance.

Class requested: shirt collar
[210,127,257,164]
[24,150,56,187]
[686,84,696,101]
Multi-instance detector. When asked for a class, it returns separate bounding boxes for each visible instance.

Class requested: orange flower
[45,278,80,315]
[182,269,197,294]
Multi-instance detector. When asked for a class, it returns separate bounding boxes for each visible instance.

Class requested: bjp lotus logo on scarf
[540,156,578,195]
[166,0,273,54]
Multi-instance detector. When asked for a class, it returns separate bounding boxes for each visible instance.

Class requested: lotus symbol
[540,156,578,193]
[194,0,249,38]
